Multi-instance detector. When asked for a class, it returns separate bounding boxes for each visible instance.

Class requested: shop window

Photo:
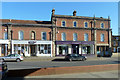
[73,21,77,27]
[101,23,104,28]
[4,32,8,40]
[113,41,116,46]
[114,47,116,52]
[84,33,88,41]
[39,44,51,54]
[59,46,68,55]
[84,22,88,28]
[101,34,104,42]
[62,21,66,27]
[73,33,77,41]
[19,31,24,40]
[31,31,35,40]
[61,32,66,41]
[41,32,47,40]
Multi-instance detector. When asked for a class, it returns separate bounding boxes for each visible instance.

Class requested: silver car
[0,54,24,62]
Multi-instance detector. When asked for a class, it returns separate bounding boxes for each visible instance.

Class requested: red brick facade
[0,9,112,57]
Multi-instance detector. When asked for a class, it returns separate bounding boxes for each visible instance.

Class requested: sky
[1,2,118,35]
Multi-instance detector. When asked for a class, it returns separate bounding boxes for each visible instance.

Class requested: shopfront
[56,41,94,56]
[0,40,9,56]
[12,40,52,57]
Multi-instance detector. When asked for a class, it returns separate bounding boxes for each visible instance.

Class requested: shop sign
[28,41,36,44]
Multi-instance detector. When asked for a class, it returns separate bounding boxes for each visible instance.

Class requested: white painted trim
[12,40,52,44]
[96,44,109,46]
[0,40,9,44]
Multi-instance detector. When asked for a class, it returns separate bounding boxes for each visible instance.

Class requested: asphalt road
[6,57,119,70]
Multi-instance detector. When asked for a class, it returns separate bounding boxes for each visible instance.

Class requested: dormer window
[84,22,88,28]
[62,21,66,27]
[73,21,77,27]
[101,23,104,28]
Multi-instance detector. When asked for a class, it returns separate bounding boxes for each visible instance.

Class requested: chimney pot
[52,8,55,15]
[73,10,77,16]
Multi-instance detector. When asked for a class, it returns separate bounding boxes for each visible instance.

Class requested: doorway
[30,45,36,56]
[72,44,79,54]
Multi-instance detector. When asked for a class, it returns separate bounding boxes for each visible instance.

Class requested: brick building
[0,9,112,57]
[112,35,120,53]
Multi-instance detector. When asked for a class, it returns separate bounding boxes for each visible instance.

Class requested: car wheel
[2,59,4,62]
[69,58,72,61]
[16,58,21,62]
[82,58,85,61]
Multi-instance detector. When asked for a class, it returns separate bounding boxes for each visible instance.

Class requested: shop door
[30,45,36,56]
[72,44,79,54]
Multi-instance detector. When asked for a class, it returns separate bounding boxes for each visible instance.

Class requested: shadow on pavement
[113,61,120,64]
[52,58,69,62]
[7,68,41,77]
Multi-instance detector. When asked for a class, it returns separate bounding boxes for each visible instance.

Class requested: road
[6,57,119,70]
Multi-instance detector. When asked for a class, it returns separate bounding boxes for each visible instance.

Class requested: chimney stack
[52,8,55,15]
[73,10,77,16]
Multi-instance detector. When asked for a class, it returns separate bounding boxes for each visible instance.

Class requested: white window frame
[100,22,104,28]
[73,21,77,27]
[61,20,66,27]
[84,22,88,28]
[73,33,77,41]
[18,30,24,40]
[4,32,7,40]
[101,34,104,42]
[61,32,66,41]
[84,33,88,41]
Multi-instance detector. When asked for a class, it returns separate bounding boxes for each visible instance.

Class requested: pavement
[24,70,118,78]
[23,55,116,62]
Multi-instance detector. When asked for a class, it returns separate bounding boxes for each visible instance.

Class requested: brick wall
[56,28,91,41]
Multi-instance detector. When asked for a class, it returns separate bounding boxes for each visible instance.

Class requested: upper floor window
[73,21,77,27]
[19,31,24,40]
[101,23,104,28]
[31,31,35,40]
[84,33,88,41]
[84,22,88,28]
[4,32,8,40]
[101,34,104,42]
[62,21,66,27]
[41,32,47,40]
[61,32,66,41]
[73,33,77,41]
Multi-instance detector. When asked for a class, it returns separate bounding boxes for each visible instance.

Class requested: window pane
[19,31,24,40]
[4,32,8,40]
[62,33,66,41]
[42,32,46,40]
[85,22,88,28]
[74,21,77,27]
[84,33,88,41]
[101,23,104,28]
[101,34,104,42]
[62,21,65,27]
[73,33,77,41]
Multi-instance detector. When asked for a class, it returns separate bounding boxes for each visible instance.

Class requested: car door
[10,54,16,61]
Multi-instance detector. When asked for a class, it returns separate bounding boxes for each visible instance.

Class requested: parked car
[0,59,8,80]
[65,54,87,61]
[0,54,24,62]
